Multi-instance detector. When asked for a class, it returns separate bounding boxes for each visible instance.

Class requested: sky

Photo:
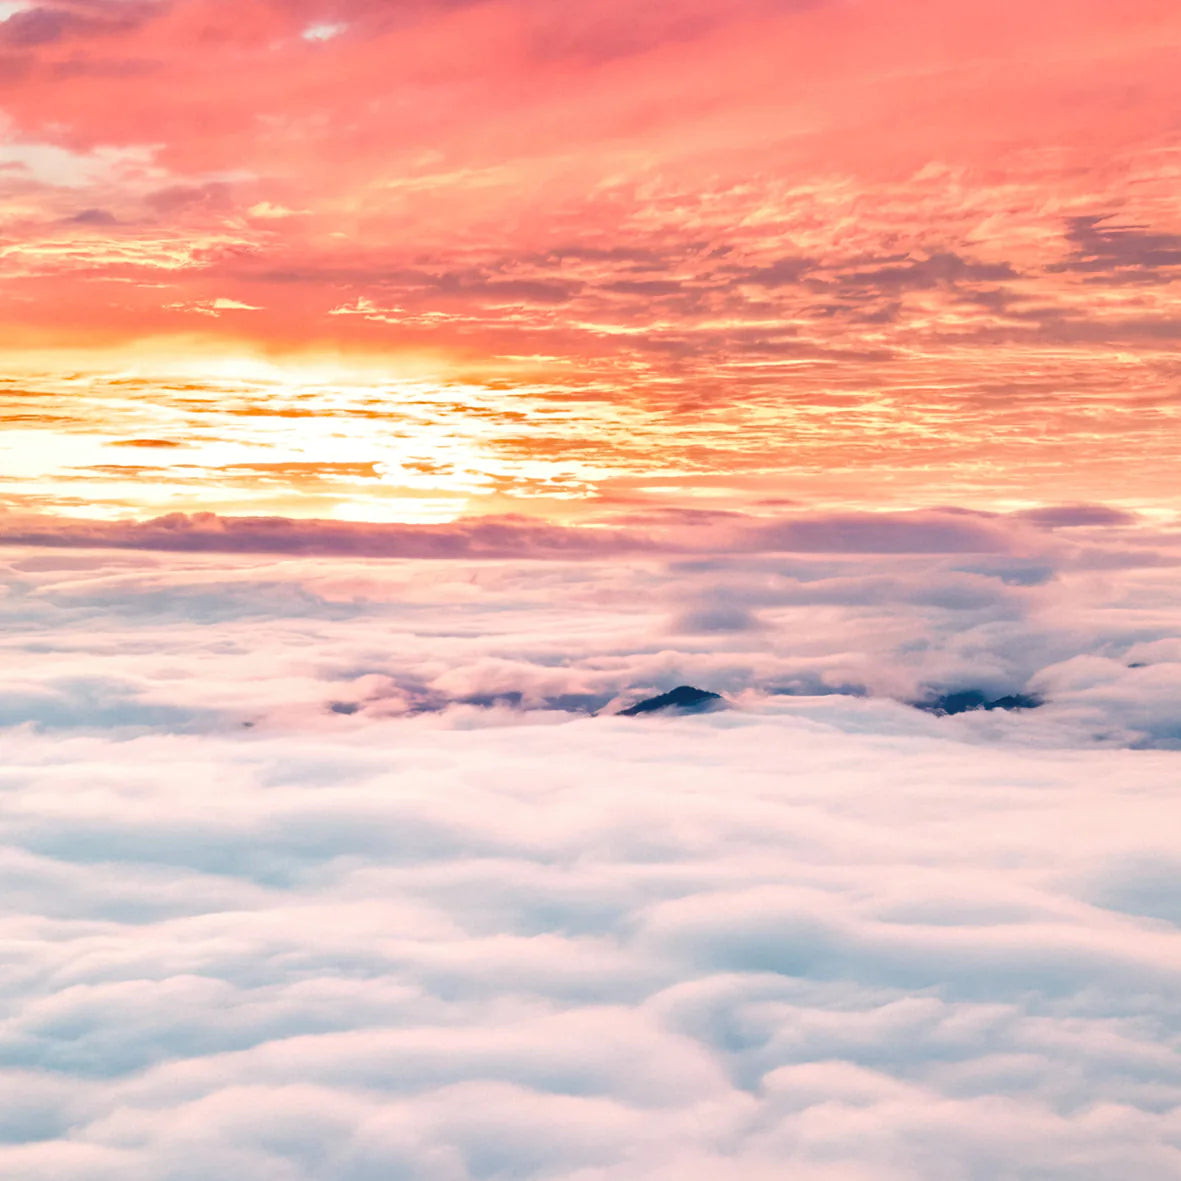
[4,2,1181,1178]
[1,0,1180,527]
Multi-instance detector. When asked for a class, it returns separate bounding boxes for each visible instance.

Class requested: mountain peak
[618,685,724,716]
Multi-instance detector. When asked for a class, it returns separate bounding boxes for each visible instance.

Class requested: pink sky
[2,0,1180,523]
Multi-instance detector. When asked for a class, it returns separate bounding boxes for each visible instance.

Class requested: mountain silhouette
[914,689,1042,716]
[618,685,724,716]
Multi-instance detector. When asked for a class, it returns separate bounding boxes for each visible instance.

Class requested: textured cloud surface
[2,539,1181,1177]
[4,505,1181,744]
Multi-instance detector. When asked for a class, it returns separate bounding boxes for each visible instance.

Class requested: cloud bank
[3,505,1180,745]
[2,531,1180,1178]
[3,703,1181,1179]
[0,499,1163,559]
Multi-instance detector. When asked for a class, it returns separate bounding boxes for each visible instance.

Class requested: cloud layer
[3,506,1181,745]
[3,692,1181,1178]
[2,533,1181,1176]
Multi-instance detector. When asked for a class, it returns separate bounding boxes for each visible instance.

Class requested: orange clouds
[0,0,1179,520]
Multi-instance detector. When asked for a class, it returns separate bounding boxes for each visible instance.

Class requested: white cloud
[163,298,262,317]
[1,543,1180,1177]
[302,22,348,43]
[0,713,1179,1178]
[247,202,301,220]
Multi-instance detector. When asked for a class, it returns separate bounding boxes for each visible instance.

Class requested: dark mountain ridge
[618,685,725,716]
[914,689,1043,716]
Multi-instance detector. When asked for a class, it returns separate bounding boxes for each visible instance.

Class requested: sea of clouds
[2,510,1181,1178]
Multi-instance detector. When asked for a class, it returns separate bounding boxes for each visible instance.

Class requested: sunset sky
[2,0,1180,530]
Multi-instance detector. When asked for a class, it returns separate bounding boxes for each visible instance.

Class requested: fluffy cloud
[3,507,1180,741]
[2,700,1181,1178]
[1,536,1180,1177]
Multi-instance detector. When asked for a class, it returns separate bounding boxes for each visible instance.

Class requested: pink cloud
[0,505,1051,558]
